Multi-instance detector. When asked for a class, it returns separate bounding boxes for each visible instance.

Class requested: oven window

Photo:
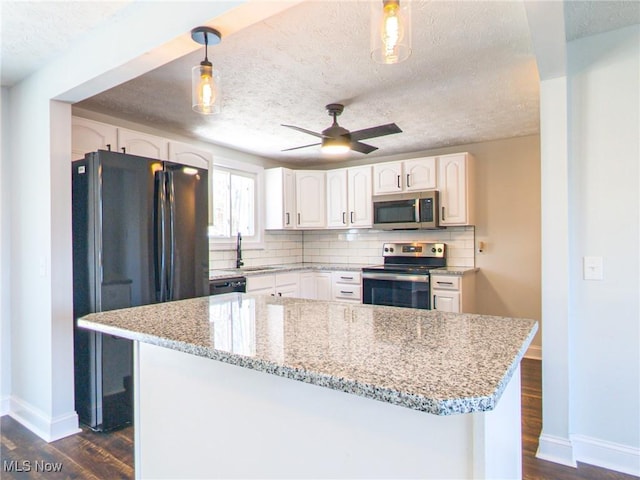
[374,200,417,224]
[363,278,430,309]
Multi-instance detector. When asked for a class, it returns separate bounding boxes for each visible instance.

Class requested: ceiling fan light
[370,0,412,65]
[321,137,350,155]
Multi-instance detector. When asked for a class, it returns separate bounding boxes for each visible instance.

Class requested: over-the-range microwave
[372,191,440,230]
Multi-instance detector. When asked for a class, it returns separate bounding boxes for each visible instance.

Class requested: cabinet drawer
[333,285,362,301]
[246,274,274,292]
[430,275,460,290]
[332,271,361,285]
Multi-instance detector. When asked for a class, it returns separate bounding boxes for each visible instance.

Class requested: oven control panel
[382,242,446,258]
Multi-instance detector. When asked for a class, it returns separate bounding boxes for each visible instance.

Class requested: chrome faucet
[235,232,244,268]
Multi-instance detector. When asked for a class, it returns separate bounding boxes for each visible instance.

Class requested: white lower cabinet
[331,271,362,303]
[299,271,332,300]
[430,273,476,313]
[246,272,300,297]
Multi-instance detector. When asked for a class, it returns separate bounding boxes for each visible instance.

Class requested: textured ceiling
[0,1,133,86]
[2,1,639,165]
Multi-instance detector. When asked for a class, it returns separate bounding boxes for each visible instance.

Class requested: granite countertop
[210,263,477,280]
[78,294,537,416]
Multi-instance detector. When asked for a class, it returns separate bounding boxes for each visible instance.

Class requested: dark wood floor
[1,359,637,479]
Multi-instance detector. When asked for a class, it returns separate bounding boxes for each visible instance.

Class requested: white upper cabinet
[404,157,437,191]
[326,169,348,228]
[437,153,474,226]
[72,117,117,160]
[373,157,436,194]
[373,161,403,194]
[326,166,372,229]
[168,141,211,169]
[347,166,372,227]
[265,167,296,230]
[117,128,168,160]
[296,171,326,229]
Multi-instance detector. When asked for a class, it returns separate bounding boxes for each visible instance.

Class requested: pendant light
[191,26,222,114]
[370,0,412,65]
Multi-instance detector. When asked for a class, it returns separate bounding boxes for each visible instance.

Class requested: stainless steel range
[362,242,446,309]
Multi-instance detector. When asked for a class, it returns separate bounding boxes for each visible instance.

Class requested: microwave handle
[414,199,420,222]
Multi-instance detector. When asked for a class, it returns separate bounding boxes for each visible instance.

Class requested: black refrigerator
[72,150,209,431]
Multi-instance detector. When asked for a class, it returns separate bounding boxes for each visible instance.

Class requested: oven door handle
[362,272,430,283]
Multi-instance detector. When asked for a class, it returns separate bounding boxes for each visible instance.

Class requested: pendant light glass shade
[192,62,221,114]
[370,0,412,65]
[190,26,222,114]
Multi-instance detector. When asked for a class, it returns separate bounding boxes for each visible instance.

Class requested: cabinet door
[72,118,117,160]
[298,272,317,299]
[316,272,333,301]
[437,154,468,225]
[432,291,460,313]
[296,171,326,228]
[326,169,348,228]
[347,166,372,228]
[118,128,168,160]
[404,157,436,191]
[168,141,211,169]
[283,169,296,229]
[372,161,403,194]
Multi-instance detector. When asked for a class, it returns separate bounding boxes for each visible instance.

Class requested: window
[209,161,263,247]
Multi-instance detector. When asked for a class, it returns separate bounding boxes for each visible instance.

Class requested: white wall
[568,25,639,471]
[538,24,639,476]
[0,87,10,415]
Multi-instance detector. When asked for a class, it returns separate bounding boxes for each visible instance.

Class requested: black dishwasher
[209,277,247,295]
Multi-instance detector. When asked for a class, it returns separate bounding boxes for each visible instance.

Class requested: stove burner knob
[431,247,436,253]
[389,247,394,252]
[437,248,443,253]
[384,247,389,252]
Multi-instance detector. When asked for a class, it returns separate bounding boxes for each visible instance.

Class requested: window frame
[209,158,264,250]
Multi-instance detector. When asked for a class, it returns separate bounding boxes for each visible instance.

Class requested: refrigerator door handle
[166,171,176,301]
[155,171,168,302]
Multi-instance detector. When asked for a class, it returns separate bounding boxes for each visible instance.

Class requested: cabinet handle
[407,174,411,188]
[397,175,401,188]
[350,211,355,223]
[342,212,346,224]
[340,290,353,295]
[106,144,112,151]
[286,212,290,225]
[441,206,446,221]
[297,213,301,225]
[433,295,437,309]
[340,276,353,280]
[271,293,275,296]
[437,281,454,286]
[121,147,126,154]
[278,292,282,297]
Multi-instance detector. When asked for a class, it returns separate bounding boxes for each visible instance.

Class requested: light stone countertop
[210,263,476,280]
[78,294,537,416]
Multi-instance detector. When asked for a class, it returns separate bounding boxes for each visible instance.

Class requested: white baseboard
[524,344,542,360]
[536,433,577,467]
[9,396,80,442]
[572,434,640,477]
[0,394,9,416]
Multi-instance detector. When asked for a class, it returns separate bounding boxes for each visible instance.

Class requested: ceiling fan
[282,104,402,155]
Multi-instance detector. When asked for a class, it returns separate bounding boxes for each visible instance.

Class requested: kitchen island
[79,294,537,479]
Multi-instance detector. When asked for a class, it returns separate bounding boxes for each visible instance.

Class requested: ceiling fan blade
[281,142,321,152]
[281,124,325,139]
[350,141,378,154]
[350,123,402,141]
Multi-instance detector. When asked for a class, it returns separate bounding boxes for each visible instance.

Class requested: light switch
[583,256,603,280]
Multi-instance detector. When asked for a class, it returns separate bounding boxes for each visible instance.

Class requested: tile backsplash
[209,227,474,272]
